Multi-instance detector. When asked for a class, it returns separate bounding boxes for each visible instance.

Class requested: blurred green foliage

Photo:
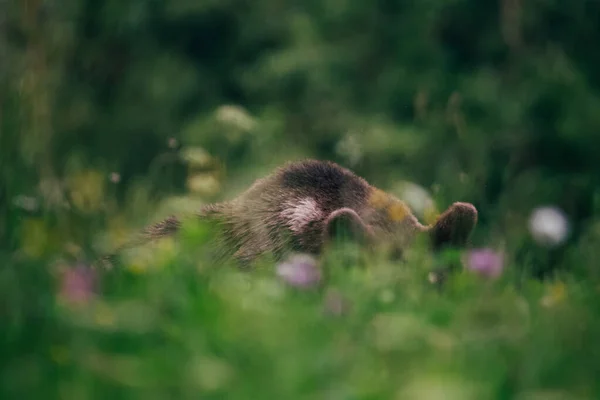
[2,0,600,398]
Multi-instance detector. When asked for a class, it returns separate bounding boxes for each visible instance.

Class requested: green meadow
[2,1,600,398]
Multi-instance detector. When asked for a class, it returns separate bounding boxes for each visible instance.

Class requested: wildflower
[368,188,389,209]
[335,133,363,166]
[167,137,179,149]
[59,265,97,304]
[540,281,567,308]
[428,271,439,284]
[109,172,121,184]
[276,254,321,289]
[464,248,504,279]
[180,147,214,167]
[428,270,446,285]
[12,195,39,212]
[186,173,220,196]
[387,202,411,222]
[215,104,256,131]
[528,206,569,247]
[68,170,105,212]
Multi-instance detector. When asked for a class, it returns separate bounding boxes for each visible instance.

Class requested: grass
[2,217,600,400]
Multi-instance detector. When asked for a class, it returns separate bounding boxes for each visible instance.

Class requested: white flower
[109,172,121,184]
[12,195,39,212]
[167,137,178,149]
[528,206,569,247]
[215,105,256,131]
[335,133,363,166]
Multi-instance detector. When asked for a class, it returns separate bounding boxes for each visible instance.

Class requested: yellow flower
[540,282,567,307]
[156,237,176,258]
[123,238,177,273]
[126,262,147,275]
[186,173,221,196]
[368,189,389,209]
[387,201,411,222]
[68,169,106,212]
[106,217,131,248]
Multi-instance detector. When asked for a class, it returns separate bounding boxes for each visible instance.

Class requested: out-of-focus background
[2,1,600,398]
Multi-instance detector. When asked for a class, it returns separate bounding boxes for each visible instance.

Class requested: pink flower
[276,254,322,289]
[464,248,504,279]
[59,265,97,304]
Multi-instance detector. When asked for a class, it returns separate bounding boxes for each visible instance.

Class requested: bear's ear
[323,208,374,245]
[429,202,478,250]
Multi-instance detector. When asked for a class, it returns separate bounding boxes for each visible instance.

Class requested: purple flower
[464,248,504,279]
[276,254,322,289]
[59,265,97,304]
